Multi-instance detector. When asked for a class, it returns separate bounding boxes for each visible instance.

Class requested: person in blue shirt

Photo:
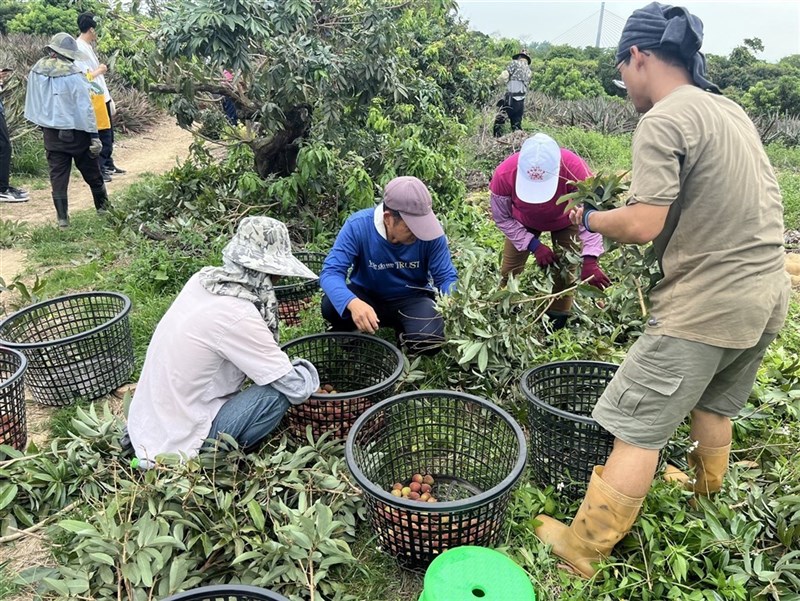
[320,176,458,355]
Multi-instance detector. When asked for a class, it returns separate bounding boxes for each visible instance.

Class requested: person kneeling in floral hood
[127,217,320,467]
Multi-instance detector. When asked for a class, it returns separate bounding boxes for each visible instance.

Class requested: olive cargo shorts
[592,332,777,449]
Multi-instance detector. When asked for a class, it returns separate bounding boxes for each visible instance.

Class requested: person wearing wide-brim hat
[494,48,532,137]
[24,32,108,228]
[127,217,321,467]
[512,49,531,64]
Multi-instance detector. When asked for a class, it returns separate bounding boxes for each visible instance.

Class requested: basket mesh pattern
[162,585,289,601]
[280,333,404,440]
[346,391,527,568]
[0,293,134,406]
[521,361,617,501]
[274,252,325,326]
[0,347,27,450]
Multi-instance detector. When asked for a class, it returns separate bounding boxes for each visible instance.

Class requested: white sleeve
[271,359,320,405]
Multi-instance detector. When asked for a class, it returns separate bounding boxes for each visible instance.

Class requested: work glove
[581,256,611,289]
[88,137,103,158]
[527,237,557,267]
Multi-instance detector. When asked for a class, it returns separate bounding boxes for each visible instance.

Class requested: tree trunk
[250,104,313,178]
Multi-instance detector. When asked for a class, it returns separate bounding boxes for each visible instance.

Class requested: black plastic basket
[161,585,289,601]
[346,390,527,568]
[280,332,404,440]
[274,251,325,326]
[0,292,134,406]
[0,347,27,450]
[520,361,617,501]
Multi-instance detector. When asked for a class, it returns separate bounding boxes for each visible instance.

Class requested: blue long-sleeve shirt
[320,206,458,316]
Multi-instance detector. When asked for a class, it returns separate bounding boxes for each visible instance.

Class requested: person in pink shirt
[489,133,610,328]
[221,69,238,125]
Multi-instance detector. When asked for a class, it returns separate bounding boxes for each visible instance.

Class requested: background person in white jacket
[75,12,124,181]
[127,217,321,466]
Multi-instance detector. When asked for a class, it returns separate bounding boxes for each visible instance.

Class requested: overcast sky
[456,1,800,62]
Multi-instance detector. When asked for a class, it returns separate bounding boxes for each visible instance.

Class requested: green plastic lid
[418,546,536,601]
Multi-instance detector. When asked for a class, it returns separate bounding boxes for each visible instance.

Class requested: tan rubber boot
[534,466,645,578]
[664,443,731,496]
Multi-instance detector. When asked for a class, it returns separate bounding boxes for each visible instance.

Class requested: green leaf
[151,536,186,549]
[290,530,313,550]
[89,552,115,567]
[458,341,483,364]
[58,520,99,536]
[137,552,154,587]
[0,484,18,511]
[247,499,266,530]
[168,557,188,593]
[705,512,729,542]
[477,344,489,372]
[232,550,263,565]
[42,577,70,596]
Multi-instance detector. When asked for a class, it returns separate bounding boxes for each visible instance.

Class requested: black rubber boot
[91,185,109,213]
[545,310,570,331]
[53,196,69,228]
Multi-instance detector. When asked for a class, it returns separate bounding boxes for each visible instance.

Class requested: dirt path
[0,123,188,598]
[0,118,193,282]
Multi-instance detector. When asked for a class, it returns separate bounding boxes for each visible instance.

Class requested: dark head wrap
[616,2,720,94]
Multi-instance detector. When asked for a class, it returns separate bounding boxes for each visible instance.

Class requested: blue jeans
[208,384,290,450]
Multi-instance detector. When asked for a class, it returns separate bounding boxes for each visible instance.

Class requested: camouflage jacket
[505,59,531,98]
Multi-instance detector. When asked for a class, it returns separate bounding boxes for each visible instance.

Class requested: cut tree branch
[150,83,257,113]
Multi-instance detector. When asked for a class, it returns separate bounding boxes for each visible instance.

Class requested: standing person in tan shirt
[534,1,791,578]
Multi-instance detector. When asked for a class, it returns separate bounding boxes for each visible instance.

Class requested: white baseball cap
[515,133,561,204]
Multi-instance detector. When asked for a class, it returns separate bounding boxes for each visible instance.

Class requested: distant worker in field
[127,217,320,466]
[490,132,610,330]
[24,32,107,228]
[320,176,458,356]
[534,1,790,579]
[76,12,126,181]
[493,48,531,137]
[220,68,240,125]
[0,67,29,202]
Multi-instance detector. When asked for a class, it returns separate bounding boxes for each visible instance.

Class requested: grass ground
[1,120,799,600]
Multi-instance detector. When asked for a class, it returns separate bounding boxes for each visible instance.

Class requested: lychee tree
[147,0,458,178]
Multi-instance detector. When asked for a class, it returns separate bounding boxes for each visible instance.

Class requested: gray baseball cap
[383,176,444,241]
[45,32,88,62]
[222,216,317,279]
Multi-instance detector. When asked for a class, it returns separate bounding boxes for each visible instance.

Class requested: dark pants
[98,100,114,171]
[321,284,445,356]
[42,128,106,218]
[43,128,104,196]
[0,112,10,189]
[222,97,238,125]
[493,94,525,137]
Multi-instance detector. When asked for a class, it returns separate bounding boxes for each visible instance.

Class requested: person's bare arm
[570,202,669,245]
